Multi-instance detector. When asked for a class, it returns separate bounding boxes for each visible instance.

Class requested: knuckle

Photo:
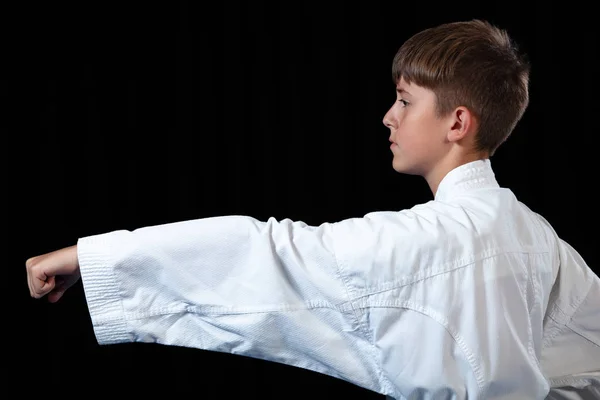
[25,256,38,269]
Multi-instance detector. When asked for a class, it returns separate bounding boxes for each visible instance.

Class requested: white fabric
[77,159,600,399]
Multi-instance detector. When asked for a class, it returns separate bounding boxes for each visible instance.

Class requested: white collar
[434,159,500,202]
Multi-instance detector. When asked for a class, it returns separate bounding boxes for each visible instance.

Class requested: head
[383,19,530,191]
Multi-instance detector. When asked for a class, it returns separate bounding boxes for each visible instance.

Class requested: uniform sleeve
[542,238,600,399]
[77,215,388,395]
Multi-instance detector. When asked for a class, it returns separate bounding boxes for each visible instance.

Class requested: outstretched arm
[26,215,388,396]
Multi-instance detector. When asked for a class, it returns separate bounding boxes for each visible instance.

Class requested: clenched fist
[26,245,81,303]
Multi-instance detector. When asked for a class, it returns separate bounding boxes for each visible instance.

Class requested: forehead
[395,77,434,99]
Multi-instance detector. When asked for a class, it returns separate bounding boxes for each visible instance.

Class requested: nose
[382,108,394,129]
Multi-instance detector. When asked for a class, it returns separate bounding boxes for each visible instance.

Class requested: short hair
[392,19,530,157]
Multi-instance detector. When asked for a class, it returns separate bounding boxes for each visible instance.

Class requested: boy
[26,19,600,399]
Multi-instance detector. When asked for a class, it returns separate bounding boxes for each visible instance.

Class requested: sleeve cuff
[77,231,132,345]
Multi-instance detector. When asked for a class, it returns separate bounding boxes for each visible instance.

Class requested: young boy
[26,19,599,399]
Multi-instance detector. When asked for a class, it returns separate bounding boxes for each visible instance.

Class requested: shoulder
[328,201,484,293]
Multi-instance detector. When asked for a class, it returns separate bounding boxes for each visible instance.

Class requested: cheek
[400,109,438,136]
[394,113,419,140]
[396,116,434,151]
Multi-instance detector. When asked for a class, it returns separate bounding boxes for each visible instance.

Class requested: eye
[397,99,409,107]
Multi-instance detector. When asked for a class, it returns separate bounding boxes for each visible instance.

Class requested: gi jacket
[78,159,600,399]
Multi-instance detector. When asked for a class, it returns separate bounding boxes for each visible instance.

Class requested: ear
[447,106,476,143]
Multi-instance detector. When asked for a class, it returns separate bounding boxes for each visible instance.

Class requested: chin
[392,159,420,175]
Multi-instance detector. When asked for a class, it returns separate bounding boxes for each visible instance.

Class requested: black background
[8,0,598,398]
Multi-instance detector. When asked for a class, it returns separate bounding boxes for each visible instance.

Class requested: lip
[390,142,397,148]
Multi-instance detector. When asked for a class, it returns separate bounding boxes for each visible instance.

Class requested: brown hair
[392,19,530,157]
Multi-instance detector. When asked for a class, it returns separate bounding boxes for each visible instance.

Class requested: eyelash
[398,99,409,107]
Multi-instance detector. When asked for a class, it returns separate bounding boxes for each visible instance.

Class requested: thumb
[48,273,81,303]
[47,284,67,303]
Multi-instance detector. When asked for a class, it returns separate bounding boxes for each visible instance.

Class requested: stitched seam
[121,302,352,320]
[330,223,396,396]
[542,277,595,350]
[548,377,593,387]
[357,301,485,396]
[352,248,549,299]
[352,302,396,396]
[542,314,568,349]
[527,253,544,373]
[565,324,600,348]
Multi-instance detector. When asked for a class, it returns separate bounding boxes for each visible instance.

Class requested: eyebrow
[396,88,412,97]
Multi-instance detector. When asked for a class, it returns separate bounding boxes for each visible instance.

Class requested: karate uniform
[77,159,600,399]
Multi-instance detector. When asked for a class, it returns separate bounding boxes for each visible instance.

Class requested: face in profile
[383,78,452,177]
